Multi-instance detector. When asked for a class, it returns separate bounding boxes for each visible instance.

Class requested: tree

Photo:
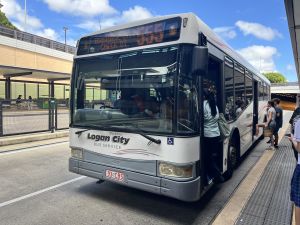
[263,72,287,83]
[0,11,18,30]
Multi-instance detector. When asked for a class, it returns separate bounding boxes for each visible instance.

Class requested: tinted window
[234,64,245,117]
[259,82,264,100]
[245,72,253,107]
[224,58,234,121]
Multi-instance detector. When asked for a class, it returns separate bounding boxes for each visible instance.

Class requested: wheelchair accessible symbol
[167,137,174,145]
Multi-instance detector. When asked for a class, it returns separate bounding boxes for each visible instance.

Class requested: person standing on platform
[27,96,33,110]
[273,98,283,148]
[289,106,300,160]
[255,100,276,149]
[289,119,300,225]
[203,88,224,184]
[16,95,22,109]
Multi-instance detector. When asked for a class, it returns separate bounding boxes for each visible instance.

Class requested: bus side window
[234,63,245,118]
[224,58,234,121]
[244,71,253,108]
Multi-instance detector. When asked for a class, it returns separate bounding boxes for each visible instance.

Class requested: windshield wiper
[118,123,161,145]
[74,124,114,137]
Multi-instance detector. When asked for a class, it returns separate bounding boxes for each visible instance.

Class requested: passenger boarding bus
[69,13,270,201]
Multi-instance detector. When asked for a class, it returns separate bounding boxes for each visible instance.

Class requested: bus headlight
[159,162,193,178]
[71,148,83,159]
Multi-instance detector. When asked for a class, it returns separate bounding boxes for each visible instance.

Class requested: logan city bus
[69,13,270,201]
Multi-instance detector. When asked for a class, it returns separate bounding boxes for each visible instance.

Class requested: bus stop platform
[235,135,295,225]
[213,110,295,225]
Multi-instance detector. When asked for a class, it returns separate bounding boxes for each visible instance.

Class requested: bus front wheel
[223,144,238,180]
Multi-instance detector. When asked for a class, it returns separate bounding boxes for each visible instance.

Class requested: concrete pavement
[0,130,273,225]
[0,130,68,147]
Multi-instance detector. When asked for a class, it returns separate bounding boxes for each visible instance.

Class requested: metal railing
[0,98,69,136]
[0,25,76,55]
[271,82,299,86]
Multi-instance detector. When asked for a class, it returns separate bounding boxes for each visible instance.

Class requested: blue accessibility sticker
[167,137,174,145]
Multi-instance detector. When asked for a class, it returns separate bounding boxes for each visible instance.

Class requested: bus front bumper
[69,158,201,202]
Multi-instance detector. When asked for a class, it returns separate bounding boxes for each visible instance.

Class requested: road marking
[0,176,85,208]
[0,141,68,156]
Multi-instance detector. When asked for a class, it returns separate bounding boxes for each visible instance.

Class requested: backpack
[218,113,230,138]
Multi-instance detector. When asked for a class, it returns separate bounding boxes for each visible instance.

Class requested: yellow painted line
[212,112,290,225]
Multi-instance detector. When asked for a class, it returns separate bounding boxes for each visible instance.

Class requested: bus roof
[76,13,270,85]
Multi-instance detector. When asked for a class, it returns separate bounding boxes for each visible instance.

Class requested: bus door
[253,81,259,137]
[200,56,223,189]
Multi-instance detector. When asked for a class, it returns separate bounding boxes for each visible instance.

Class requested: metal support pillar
[50,81,55,98]
[5,77,11,100]
[0,101,3,136]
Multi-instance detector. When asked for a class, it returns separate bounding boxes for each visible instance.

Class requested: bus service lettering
[87,133,130,145]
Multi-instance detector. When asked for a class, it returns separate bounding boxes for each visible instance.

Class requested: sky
[1,0,297,81]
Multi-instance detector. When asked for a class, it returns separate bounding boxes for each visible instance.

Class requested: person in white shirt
[289,119,300,225]
[203,88,223,184]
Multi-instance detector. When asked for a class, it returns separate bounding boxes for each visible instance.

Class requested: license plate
[105,170,125,182]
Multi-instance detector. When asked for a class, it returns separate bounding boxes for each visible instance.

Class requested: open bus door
[199,55,223,191]
[253,81,259,137]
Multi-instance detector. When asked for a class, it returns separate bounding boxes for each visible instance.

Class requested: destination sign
[77,17,181,55]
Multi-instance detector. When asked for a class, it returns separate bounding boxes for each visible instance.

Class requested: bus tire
[223,144,238,180]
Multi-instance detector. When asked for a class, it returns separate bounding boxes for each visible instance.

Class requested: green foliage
[0,11,18,30]
[263,72,287,83]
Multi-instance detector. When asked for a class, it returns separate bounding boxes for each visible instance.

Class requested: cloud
[2,0,43,31]
[286,64,295,71]
[235,20,282,41]
[36,28,59,40]
[280,16,287,21]
[77,5,153,32]
[213,26,237,40]
[43,0,117,17]
[121,6,153,23]
[237,45,278,72]
[1,0,75,45]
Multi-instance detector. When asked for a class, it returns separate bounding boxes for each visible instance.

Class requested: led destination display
[77,17,181,55]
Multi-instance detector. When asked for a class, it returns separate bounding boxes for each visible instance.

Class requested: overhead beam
[3,72,32,78]
[47,77,70,82]
[285,0,300,83]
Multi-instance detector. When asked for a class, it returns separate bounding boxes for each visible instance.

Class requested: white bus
[69,13,270,201]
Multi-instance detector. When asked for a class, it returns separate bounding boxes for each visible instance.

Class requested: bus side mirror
[191,46,208,76]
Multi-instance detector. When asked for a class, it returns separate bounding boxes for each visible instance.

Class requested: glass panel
[234,64,245,118]
[0,81,5,99]
[11,82,25,99]
[224,60,234,120]
[39,83,49,98]
[245,75,253,108]
[259,82,264,100]
[177,76,199,133]
[65,85,70,100]
[176,45,198,134]
[26,83,38,99]
[85,87,94,102]
[93,88,100,100]
[54,84,64,99]
[73,46,178,134]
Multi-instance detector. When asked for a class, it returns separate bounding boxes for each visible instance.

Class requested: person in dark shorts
[289,119,300,225]
[273,98,283,148]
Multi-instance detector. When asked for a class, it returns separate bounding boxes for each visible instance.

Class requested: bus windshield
[72,45,199,134]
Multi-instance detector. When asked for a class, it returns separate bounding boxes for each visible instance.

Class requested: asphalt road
[0,135,271,225]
